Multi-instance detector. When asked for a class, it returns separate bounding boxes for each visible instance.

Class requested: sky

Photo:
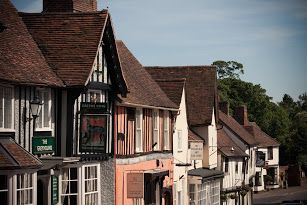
[11,0,307,102]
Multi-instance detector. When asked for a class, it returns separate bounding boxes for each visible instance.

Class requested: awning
[39,157,64,171]
[188,168,224,182]
[0,137,42,171]
[144,169,169,180]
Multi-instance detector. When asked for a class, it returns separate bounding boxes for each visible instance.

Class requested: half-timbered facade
[115,41,177,205]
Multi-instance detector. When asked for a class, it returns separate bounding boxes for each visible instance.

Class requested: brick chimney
[43,0,97,12]
[234,105,249,125]
[219,101,229,115]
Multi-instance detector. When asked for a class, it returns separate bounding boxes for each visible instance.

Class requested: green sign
[32,136,55,155]
[51,176,59,204]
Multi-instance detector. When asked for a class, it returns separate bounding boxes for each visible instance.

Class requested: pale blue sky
[12,0,306,102]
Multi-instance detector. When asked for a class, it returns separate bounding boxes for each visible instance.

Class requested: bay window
[0,85,14,130]
[0,175,8,205]
[16,173,35,205]
[152,110,159,150]
[83,165,101,205]
[135,108,143,152]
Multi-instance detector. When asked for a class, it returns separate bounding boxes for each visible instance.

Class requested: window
[235,161,238,174]
[88,90,104,103]
[61,167,78,205]
[135,108,143,152]
[152,110,159,150]
[163,111,170,150]
[133,198,143,205]
[268,147,273,160]
[83,165,100,205]
[177,130,182,151]
[0,175,8,205]
[210,180,220,205]
[0,85,14,130]
[189,184,196,205]
[198,182,207,204]
[16,173,34,205]
[224,158,229,173]
[242,160,246,174]
[267,167,278,184]
[255,172,262,186]
[36,89,51,130]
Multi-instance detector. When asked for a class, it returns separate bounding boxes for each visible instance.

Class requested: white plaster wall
[173,88,189,205]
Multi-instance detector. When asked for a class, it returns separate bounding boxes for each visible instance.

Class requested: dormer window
[35,88,51,130]
[93,46,108,84]
[0,85,14,131]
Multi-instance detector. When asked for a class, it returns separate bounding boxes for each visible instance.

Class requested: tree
[212,60,244,79]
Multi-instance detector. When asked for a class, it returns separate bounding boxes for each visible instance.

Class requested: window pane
[70,168,77,180]
[4,87,12,129]
[0,175,7,190]
[0,88,3,128]
[43,92,50,127]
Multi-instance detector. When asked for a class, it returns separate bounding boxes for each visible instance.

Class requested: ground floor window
[255,171,262,186]
[60,164,101,205]
[189,184,196,205]
[210,180,220,205]
[0,175,8,205]
[188,179,221,205]
[16,173,35,205]
[267,167,278,185]
[133,198,143,205]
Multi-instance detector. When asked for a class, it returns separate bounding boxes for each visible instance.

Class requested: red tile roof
[245,122,280,147]
[146,66,218,126]
[218,128,248,157]
[20,10,108,87]
[219,110,258,146]
[116,41,177,109]
[0,137,42,170]
[188,129,204,142]
[154,79,186,107]
[0,0,63,87]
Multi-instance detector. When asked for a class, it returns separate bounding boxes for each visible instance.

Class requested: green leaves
[212,60,244,79]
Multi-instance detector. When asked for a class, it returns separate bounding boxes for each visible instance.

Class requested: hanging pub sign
[79,102,108,153]
[32,136,55,155]
[190,142,203,160]
[256,151,265,167]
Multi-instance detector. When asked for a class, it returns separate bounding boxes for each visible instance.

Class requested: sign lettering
[32,136,55,155]
[190,142,203,160]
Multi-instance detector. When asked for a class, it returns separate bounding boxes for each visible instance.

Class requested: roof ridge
[146,65,216,69]
[19,10,108,16]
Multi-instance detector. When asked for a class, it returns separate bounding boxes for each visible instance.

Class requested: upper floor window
[235,161,239,174]
[135,108,143,152]
[0,85,14,130]
[36,89,51,130]
[268,146,273,160]
[163,111,170,150]
[177,130,182,152]
[93,46,108,84]
[224,157,229,173]
[152,110,159,150]
[87,90,104,103]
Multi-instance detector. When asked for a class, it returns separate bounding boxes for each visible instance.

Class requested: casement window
[16,173,35,205]
[210,180,220,205]
[267,167,278,184]
[36,89,51,130]
[0,85,14,130]
[224,157,229,173]
[88,90,104,103]
[177,130,182,152]
[61,167,78,205]
[255,172,262,186]
[0,175,8,205]
[82,165,101,205]
[93,46,108,83]
[197,182,207,204]
[152,110,159,150]
[163,111,170,150]
[268,146,273,160]
[135,108,143,152]
[235,161,239,174]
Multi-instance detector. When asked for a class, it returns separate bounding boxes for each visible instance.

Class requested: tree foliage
[212,60,244,79]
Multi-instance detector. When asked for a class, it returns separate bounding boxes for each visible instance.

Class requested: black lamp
[30,96,43,118]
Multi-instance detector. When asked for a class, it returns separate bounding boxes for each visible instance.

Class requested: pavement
[253,177,307,205]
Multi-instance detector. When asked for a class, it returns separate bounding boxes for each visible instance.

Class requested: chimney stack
[219,101,229,115]
[234,105,249,125]
[43,0,97,13]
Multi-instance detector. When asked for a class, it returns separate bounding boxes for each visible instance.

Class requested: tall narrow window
[177,130,182,151]
[268,147,273,160]
[235,161,239,174]
[16,173,34,205]
[189,184,196,205]
[36,89,51,130]
[0,175,8,205]
[83,165,100,205]
[0,85,14,130]
[224,158,229,173]
[61,168,78,205]
[152,110,159,150]
[135,108,143,152]
[163,111,170,150]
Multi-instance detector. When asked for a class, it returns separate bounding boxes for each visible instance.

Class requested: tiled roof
[0,0,63,87]
[20,10,108,87]
[219,110,258,146]
[188,129,204,142]
[245,122,280,147]
[154,79,186,107]
[146,66,218,126]
[116,41,177,109]
[0,137,42,170]
[188,168,224,179]
[218,128,248,157]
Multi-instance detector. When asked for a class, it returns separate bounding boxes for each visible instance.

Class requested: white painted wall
[173,88,189,205]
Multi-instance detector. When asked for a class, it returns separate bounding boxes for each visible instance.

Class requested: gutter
[117,102,179,112]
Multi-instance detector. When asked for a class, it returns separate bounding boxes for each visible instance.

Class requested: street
[253,177,307,205]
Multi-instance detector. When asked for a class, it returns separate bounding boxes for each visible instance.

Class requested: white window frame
[152,109,159,150]
[60,167,79,205]
[87,89,105,103]
[133,198,144,205]
[197,182,207,204]
[173,183,177,205]
[163,111,170,150]
[0,85,14,131]
[189,184,196,205]
[210,180,220,205]
[177,130,182,152]
[35,88,51,131]
[82,164,101,205]
[14,173,36,205]
[135,108,143,152]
